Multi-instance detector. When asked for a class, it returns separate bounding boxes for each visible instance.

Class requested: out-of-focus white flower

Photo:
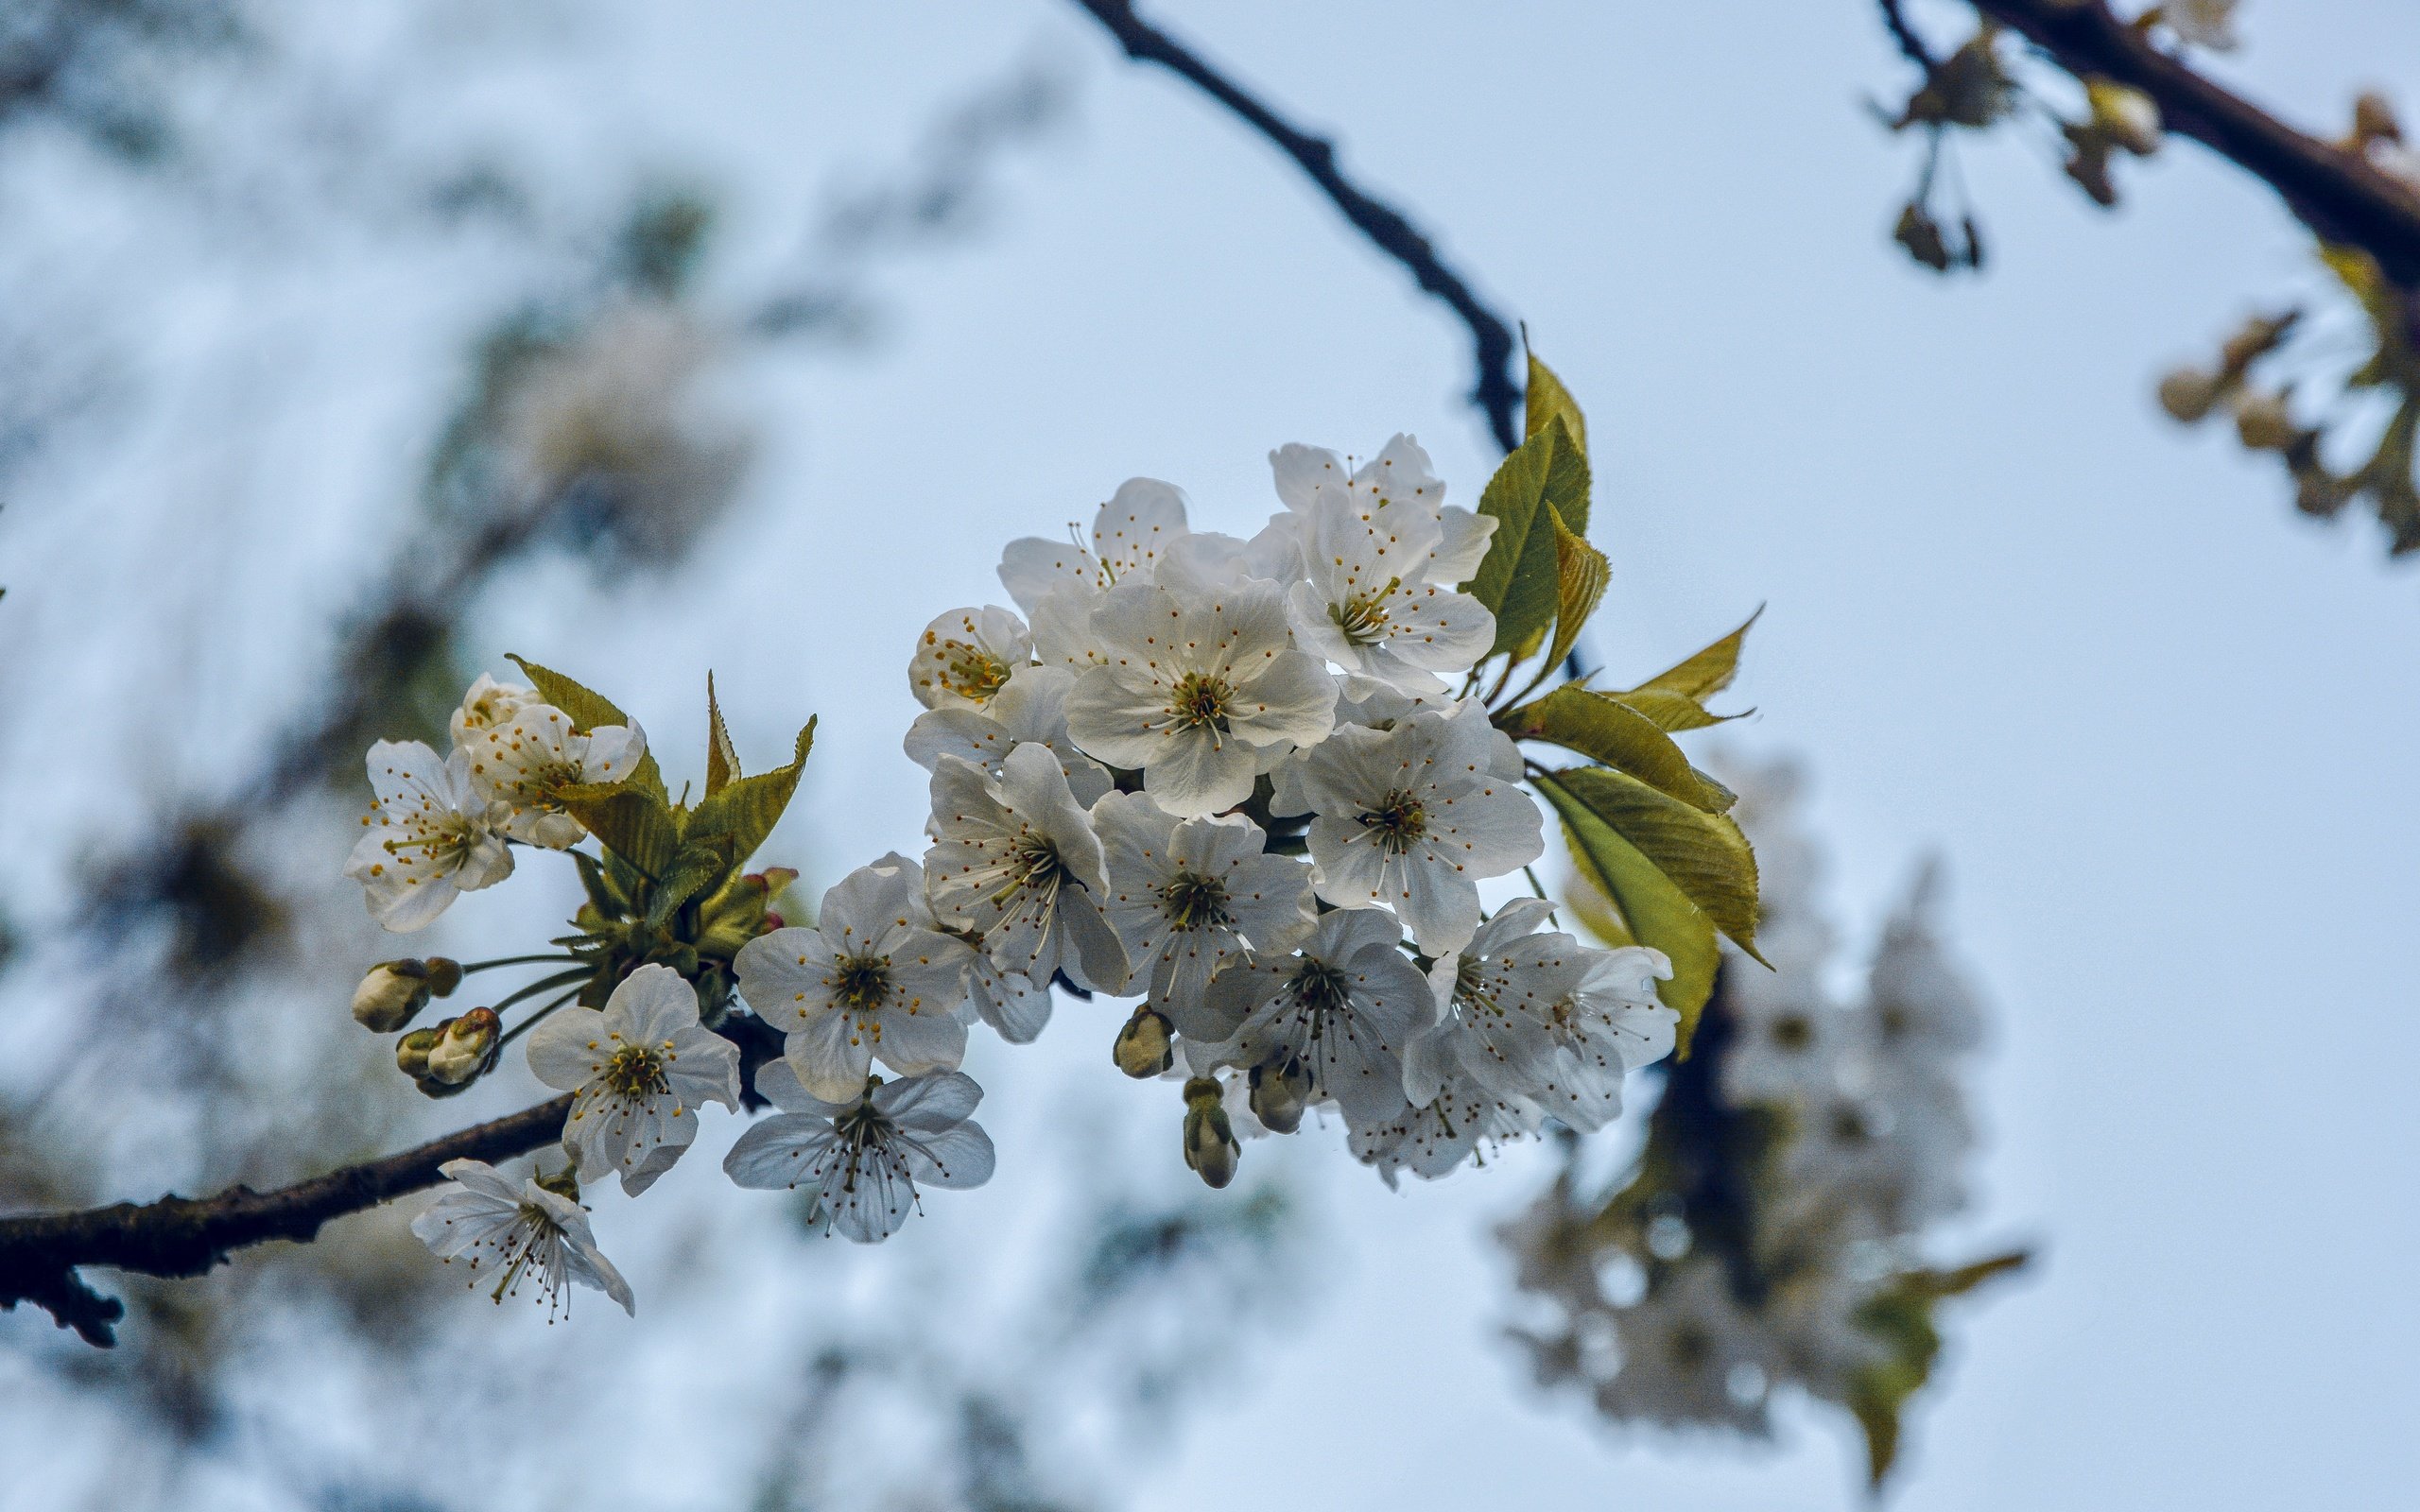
[925,742,1129,1013]
[1093,797,1313,1011]
[1191,908,1433,1125]
[722,1061,994,1244]
[2163,0,2240,51]
[1594,1258,1775,1434]
[1864,861,1984,1068]
[344,741,513,931]
[410,1159,634,1317]
[1274,436,1495,696]
[908,606,1031,712]
[498,301,751,564]
[735,853,976,1102]
[458,702,648,849]
[1063,576,1337,817]
[905,664,1114,809]
[1286,699,1543,954]
[448,674,538,748]
[525,963,742,1195]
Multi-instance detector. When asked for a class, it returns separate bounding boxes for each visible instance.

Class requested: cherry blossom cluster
[341,423,1693,1321]
[838,434,1677,1192]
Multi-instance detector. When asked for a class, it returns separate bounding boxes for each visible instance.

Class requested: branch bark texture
[1971,0,2420,288]
[1069,0,1524,452]
[0,1093,574,1347]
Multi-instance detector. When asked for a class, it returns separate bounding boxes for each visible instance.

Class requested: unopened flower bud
[396,1025,441,1078]
[534,1165,582,1202]
[424,1006,501,1086]
[1114,1005,1175,1079]
[2232,389,2300,451]
[354,960,433,1033]
[424,957,463,997]
[2219,312,2297,370]
[2156,367,2224,422]
[1248,1055,1312,1135]
[1181,1077,1238,1189]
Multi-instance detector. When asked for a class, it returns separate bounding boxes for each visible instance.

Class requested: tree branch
[1876,0,1940,73]
[1974,0,2420,288]
[1068,0,1524,452]
[0,1093,574,1347]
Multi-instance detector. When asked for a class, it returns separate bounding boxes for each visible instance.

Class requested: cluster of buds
[350,956,462,1032]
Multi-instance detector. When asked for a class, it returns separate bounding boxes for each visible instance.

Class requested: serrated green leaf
[647,842,733,929]
[705,672,739,799]
[1468,418,1589,658]
[1544,507,1608,676]
[1626,608,1761,701]
[1525,349,1588,457]
[1606,686,1747,733]
[1549,765,1763,964]
[1502,686,1735,812]
[685,716,816,869]
[506,653,668,802]
[563,787,682,880]
[1538,775,1721,1055]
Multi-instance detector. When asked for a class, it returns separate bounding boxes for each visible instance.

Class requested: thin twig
[0,1093,575,1347]
[1973,0,2420,288]
[1068,0,1524,451]
[1877,0,1941,73]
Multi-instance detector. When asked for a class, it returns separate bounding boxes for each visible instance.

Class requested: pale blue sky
[6,2,2416,1506]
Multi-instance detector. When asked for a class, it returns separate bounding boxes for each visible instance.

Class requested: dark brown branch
[1068,0,1523,453]
[1974,0,2420,288]
[0,1093,574,1347]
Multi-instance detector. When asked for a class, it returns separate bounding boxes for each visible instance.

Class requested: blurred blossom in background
[2,2,2416,1510]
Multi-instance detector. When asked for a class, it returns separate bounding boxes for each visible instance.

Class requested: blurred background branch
[1068,0,1523,453]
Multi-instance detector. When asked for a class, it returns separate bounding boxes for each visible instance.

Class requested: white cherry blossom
[1093,796,1312,1011]
[904,664,1113,807]
[525,963,742,1195]
[908,605,1031,712]
[722,1060,995,1244]
[924,743,1129,1005]
[1063,576,1337,817]
[1284,479,1494,696]
[458,702,648,849]
[1192,907,1433,1125]
[410,1159,634,1317]
[344,740,513,932]
[1286,699,1543,953]
[997,476,1190,614]
[735,853,976,1102]
[448,673,537,748]
[1270,433,1496,585]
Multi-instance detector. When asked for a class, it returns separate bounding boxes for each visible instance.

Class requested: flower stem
[488,969,595,1019]
[459,953,585,976]
[496,988,585,1051]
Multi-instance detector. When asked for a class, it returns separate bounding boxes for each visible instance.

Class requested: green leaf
[1525,348,1588,458]
[1606,686,1747,733]
[1537,774,1721,1054]
[647,842,734,929]
[1626,608,1761,701]
[571,849,629,918]
[1844,1249,2030,1487]
[1543,507,1608,678]
[685,716,816,870]
[563,787,683,880]
[1548,765,1763,964]
[1468,417,1589,658]
[1501,686,1735,812]
[506,653,668,802]
[705,673,739,799]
